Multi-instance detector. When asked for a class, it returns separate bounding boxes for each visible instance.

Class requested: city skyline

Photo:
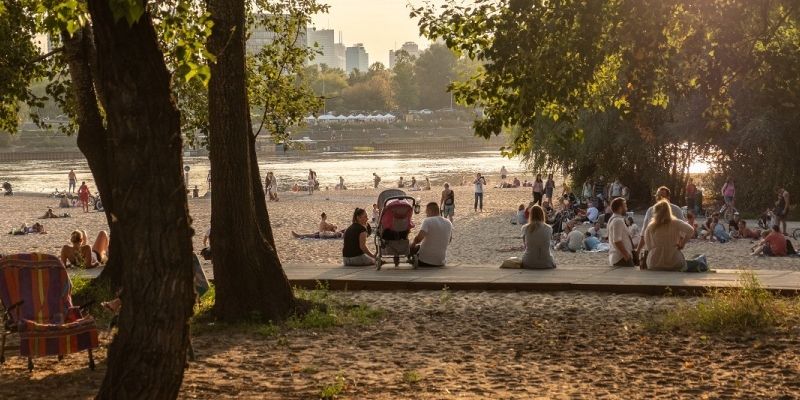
[310,0,437,66]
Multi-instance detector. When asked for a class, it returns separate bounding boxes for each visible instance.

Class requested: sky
[310,0,434,66]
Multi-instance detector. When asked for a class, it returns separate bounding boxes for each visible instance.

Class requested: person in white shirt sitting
[411,202,454,267]
[586,202,600,224]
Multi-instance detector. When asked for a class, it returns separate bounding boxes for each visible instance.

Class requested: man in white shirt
[608,198,634,267]
[411,202,453,266]
[586,202,600,223]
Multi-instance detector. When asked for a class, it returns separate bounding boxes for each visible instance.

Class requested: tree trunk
[249,130,276,249]
[61,26,123,289]
[84,1,196,398]
[208,0,296,322]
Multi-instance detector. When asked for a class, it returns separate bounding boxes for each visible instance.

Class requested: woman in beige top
[643,200,695,271]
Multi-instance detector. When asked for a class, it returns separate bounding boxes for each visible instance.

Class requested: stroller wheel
[375,258,382,270]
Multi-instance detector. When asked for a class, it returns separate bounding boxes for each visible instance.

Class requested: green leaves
[107,0,144,26]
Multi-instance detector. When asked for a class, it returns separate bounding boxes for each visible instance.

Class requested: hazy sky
[311,0,433,66]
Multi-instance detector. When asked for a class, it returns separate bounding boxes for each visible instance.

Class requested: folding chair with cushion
[0,253,99,371]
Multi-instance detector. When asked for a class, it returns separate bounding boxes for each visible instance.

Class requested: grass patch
[401,370,422,384]
[191,281,383,336]
[649,272,800,334]
[319,375,346,399]
[70,274,116,326]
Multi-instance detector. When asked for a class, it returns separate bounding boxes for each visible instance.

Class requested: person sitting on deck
[410,202,453,267]
[342,208,376,266]
[520,205,556,269]
[642,200,702,271]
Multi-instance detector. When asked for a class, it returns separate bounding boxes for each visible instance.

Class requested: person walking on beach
[532,174,544,205]
[77,181,90,213]
[440,182,455,222]
[720,177,736,217]
[473,173,487,212]
[265,171,278,201]
[68,169,77,193]
[373,173,381,189]
[308,169,317,195]
[544,173,556,204]
[500,166,508,185]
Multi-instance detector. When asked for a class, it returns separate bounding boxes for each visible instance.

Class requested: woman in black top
[342,208,375,266]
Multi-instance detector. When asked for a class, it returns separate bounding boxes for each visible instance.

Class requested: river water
[0,150,528,193]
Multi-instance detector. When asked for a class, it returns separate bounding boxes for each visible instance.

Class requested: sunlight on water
[0,151,529,193]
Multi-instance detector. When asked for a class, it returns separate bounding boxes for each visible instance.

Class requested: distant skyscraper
[389,41,421,68]
[246,15,307,55]
[333,43,346,70]
[345,43,369,74]
[307,28,338,69]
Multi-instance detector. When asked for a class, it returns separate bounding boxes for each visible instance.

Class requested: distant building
[33,33,55,54]
[246,15,307,55]
[333,43,346,71]
[307,28,341,69]
[345,43,369,74]
[389,41,421,68]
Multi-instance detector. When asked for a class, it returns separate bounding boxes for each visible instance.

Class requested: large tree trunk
[61,26,123,289]
[208,0,296,322]
[84,1,196,398]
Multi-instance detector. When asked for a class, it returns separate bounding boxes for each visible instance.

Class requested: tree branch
[29,47,64,65]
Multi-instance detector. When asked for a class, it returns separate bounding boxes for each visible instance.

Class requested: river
[0,150,529,193]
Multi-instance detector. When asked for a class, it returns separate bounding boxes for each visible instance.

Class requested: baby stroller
[374,189,420,270]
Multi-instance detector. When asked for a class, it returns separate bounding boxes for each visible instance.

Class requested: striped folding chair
[0,253,98,371]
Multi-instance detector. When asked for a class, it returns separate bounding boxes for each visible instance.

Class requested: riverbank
[1,186,798,272]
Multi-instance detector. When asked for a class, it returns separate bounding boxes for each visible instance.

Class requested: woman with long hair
[643,200,698,271]
[521,205,556,269]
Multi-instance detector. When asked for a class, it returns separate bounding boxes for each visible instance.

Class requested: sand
[1,187,800,398]
[1,184,798,272]
[1,291,799,399]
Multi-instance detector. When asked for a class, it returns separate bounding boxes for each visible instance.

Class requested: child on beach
[512,204,526,225]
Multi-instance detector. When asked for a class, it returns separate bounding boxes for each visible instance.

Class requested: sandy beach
[1,186,799,399]
[1,184,798,272]
[0,290,799,399]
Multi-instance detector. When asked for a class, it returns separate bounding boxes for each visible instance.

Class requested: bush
[69,274,116,326]
[650,272,800,334]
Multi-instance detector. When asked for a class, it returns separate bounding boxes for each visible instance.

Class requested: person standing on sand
[440,182,455,222]
[308,169,317,195]
[77,181,90,213]
[500,166,508,184]
[532,174,544,205]
[685,178,697,215]
[68,169,77,193]
[544,173,556,204]
[774,186,790,235]
[373,173,381,189]
[473,173,487,212]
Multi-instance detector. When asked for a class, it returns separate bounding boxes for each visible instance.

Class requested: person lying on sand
[9,222,47,235]
[40,207,70,219]
[292,212,344,239]
[60,229,109,268]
